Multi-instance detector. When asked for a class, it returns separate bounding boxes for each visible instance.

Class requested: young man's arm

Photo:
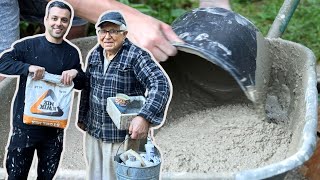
[77,51,94,131]
[77,70,90,131]
[61,52,86,89]
[0,41,44,78]
[71,64,86,90]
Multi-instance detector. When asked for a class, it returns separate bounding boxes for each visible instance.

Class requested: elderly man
[0,1,85,179]
[77,11,171,179]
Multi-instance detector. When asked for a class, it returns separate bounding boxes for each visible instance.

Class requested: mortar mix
[154,57,294,174]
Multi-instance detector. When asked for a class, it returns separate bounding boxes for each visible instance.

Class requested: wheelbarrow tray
[159,38,317,180]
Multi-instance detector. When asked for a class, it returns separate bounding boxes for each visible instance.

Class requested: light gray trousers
[85,133,123,180]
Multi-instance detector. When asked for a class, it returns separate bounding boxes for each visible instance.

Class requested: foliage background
[232,0,320,62]
[20,0,319,61]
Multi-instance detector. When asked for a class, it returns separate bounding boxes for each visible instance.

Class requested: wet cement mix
[155,59,293,174]
[156,104,291,173]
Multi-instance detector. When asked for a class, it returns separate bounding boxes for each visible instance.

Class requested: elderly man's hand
[61,69,78,86]
[129,116,150,139]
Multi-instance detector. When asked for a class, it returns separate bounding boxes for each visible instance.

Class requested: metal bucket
[115,154,161,180]
[114,138,162,180]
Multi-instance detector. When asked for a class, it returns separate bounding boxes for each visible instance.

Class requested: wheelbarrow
[155,0,318,179]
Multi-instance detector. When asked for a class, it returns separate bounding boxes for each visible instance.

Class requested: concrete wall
[0,77,16,166]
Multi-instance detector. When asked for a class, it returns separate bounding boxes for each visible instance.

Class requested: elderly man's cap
[96,12,126,28]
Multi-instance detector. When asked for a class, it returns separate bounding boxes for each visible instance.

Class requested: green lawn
[232,0,320,62]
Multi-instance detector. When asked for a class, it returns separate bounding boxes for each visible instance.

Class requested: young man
[77,11,171,179]
[0,1,85,179]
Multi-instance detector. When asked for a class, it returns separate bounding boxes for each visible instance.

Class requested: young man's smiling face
[44,7,71,43]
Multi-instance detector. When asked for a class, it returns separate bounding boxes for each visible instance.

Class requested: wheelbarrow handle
[267,0,300,38]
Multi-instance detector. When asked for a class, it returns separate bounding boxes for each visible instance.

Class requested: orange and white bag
[23,72,74,128]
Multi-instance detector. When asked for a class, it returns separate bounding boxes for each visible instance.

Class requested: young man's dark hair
[47,0,72,18]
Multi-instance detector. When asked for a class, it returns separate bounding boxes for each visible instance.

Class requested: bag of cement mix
[23,72,74,128]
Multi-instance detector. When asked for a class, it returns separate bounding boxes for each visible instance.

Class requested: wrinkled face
[98,22,127,53]
[44,7,71,42]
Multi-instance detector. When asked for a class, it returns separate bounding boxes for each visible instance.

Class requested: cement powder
[155,104,292,173]
[155,58,293,174]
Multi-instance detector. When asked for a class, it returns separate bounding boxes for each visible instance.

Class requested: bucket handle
[114,135,138,177]
[115,134,131,158]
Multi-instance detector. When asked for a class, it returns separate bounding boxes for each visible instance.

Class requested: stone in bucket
[115,93,130,113]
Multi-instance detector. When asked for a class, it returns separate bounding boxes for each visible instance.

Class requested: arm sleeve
[0,41,30,76]
[133,52,171,125]
[78,54,92,124]
[73,60,86,90]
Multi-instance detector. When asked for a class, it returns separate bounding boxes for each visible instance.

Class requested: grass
[120,0,198,24]
[231,0,320,62]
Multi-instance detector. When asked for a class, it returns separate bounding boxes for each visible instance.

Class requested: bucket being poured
[170,7,267,103]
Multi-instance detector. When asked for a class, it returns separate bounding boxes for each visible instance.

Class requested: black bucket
[169,7,265,102]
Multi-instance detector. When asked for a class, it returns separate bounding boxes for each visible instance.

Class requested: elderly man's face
[44,7,71,42]
[98,23,127,53]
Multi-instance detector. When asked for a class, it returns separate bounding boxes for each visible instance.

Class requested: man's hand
[28,65,45,80]
[126,14,183,62]
[129,116,150,139]
[61,69,78,86]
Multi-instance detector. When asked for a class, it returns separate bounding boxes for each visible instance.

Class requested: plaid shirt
[78,39,170,142]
